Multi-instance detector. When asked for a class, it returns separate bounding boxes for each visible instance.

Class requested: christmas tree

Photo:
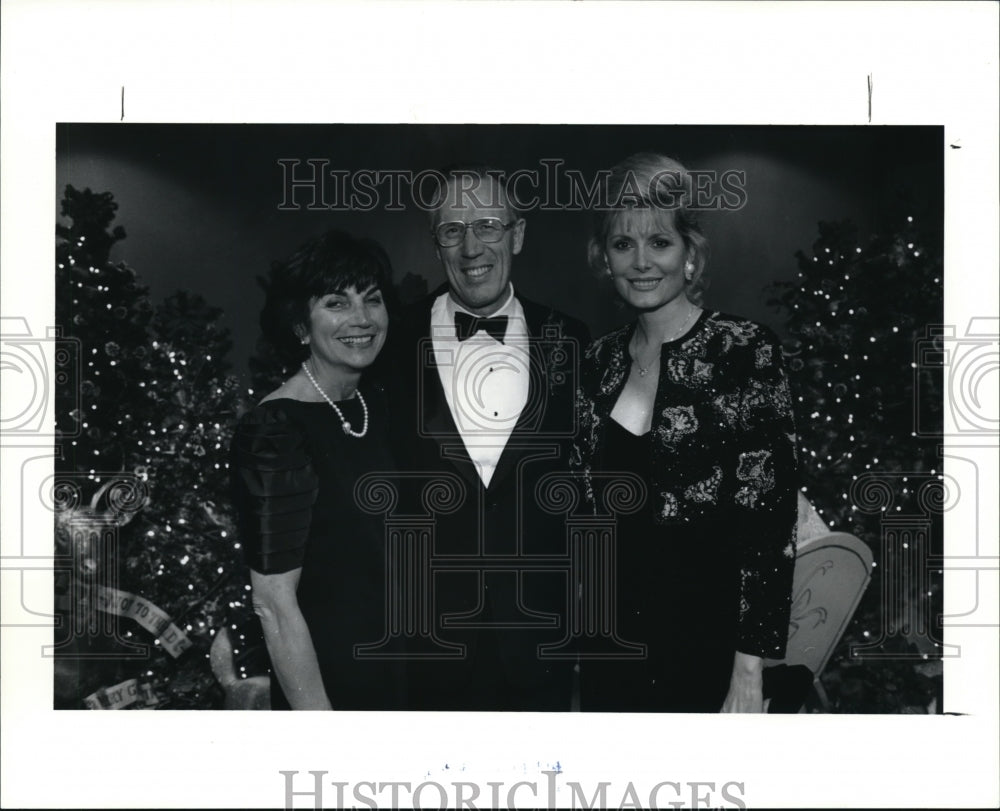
[54,186,267,709]
[769,210,945,711]
[55,186,153,471]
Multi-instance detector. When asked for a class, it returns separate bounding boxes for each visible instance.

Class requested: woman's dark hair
[257,229,395,367]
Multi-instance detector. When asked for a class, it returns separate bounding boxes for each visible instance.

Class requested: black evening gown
[230,391,406,710]
[574,312,799,713]
[579,418,738,712]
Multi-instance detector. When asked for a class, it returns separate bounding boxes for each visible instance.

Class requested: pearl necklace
[631,307,701,377]
[301,361,368,437]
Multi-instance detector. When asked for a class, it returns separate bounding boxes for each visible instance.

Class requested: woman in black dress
[573,153,799,712]
[230,230,404,710]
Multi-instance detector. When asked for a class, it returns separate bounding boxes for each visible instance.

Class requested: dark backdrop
[56,124,942,382]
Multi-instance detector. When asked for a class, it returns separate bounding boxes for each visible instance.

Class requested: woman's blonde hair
[588,152,710,305]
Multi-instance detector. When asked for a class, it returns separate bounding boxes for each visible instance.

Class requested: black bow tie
[454,311,508,343]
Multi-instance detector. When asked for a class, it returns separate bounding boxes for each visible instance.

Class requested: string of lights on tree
[770,214,943,530]
[768,212,945,711]
[54,186,267,709]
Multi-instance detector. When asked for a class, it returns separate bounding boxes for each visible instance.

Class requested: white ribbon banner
[95,586,192,657]
[83,678,160,710]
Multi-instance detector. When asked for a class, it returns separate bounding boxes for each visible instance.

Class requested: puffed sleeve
[733,325,799,658]
[230,404,319,574]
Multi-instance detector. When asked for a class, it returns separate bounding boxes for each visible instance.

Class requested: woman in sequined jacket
[572,152,799,712]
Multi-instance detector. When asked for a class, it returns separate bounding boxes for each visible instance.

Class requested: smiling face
[604,208,692,312]
[434,176,525,316]
[302,284,388,377]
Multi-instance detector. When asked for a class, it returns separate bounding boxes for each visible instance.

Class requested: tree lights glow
[768,213,944,711]
[54,186,264,709]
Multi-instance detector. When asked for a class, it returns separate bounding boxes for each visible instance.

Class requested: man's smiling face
[434,175,524,316]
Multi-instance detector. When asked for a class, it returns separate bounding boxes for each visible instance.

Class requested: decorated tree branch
[54,186,267,709]
[769,211,945,712]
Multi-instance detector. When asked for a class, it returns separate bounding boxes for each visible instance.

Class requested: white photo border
[1,1,998,809]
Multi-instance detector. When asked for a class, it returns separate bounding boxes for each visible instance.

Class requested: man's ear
[511,218,526,255]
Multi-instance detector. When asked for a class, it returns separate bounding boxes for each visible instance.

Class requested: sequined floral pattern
[593,330,628,396]
[754,341,773,369]
[684,465,723,504]
[666,355,715,388]
[737,449,775,492]
[659,491,679,519]
[571,311,799,658]
[656,405,698,445]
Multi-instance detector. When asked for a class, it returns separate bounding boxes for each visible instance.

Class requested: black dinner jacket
[388,285,590,521]
[380,284,590,692]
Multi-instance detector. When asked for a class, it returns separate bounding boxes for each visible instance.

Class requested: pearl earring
[300,336,309,345]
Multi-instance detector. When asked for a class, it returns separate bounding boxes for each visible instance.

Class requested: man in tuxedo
[388,165,590,710]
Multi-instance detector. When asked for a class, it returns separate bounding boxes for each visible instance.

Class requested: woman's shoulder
[240,375,325,421]
[701,311,781,348]
[240,391,300,425]
[586,323,631,359]
[256,373,316,405]
[696,312,788,381]
[233,391,312,457]
[238,379,388,434]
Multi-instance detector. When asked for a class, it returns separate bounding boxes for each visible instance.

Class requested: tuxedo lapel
[412,298,481,490]
[487,298,554,492]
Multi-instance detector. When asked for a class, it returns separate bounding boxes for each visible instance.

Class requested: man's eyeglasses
[432,218,518,248]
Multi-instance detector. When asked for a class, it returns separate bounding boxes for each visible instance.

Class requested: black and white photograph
[49,122,946,716]
[2,2,998,809]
